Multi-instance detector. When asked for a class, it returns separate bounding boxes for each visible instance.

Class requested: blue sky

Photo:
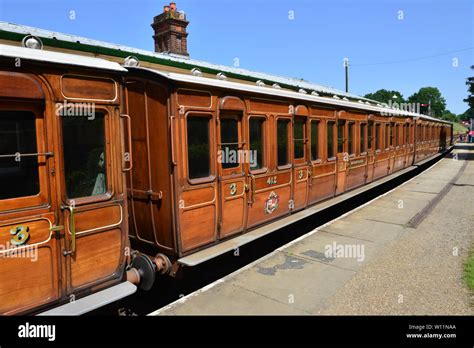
[0,0,472,113]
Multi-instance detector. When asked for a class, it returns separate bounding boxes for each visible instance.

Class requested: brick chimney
[151,2,189,57]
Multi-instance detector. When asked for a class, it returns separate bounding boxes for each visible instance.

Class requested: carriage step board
[38,281,137,316]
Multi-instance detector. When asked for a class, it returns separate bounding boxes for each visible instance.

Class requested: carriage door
[60,107,124,295]
[217,100,246,238]
[365,118,375,183]
[335,112,347,195]
[292,106,309,211]
[0,99,60,314]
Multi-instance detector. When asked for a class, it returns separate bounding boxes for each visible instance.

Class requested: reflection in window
[187,116,211,179]
[311,120,319,161]
[360,123,366,154]
[293,118,305,159]
[395,124,399,146]
[249,118,264,170]
[348,122,354,155]
[220,117,239,169]
[376,124,381,150]
[327,121,335,159]
[337,120,345,153]
[368,121,373,150]
[277,119,289,166]
[63,113,107,198]
[389,123,394,146]
[0,111,40,200]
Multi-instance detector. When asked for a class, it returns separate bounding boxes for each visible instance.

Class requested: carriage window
[375,124,381,150]
[311,120,319,160]
[360,123,367,154]
[337,120,345,153]
[277,119,290,166]
[395,124,399,146]
[348,122,355,155]
[249,118,264,170]
[385,124,390,149]
[368,121,373,150]
[327,121,335,159]
[186,116,211,180]
[0,111,40,200]
[63,113,107,198]
[293,118,305,159]
[389,123,393,147]
[220,117,239,169]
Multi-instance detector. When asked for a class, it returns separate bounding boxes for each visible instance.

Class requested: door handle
[121,113,133,172]
[63,206,76,257]
[248,174,256,204]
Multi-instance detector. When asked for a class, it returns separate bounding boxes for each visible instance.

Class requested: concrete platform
[150,144,474,315]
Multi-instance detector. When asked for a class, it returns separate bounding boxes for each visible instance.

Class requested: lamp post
[343,58,349,94]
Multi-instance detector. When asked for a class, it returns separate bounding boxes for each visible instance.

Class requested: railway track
[89,149,451,316]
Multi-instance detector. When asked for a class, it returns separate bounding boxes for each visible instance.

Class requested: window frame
[293,116,306,163]
[310,118,321,163]
[360,122,367,155]
[218,113,243,174]
[375,122,382,153]
[367,120,374,151]
[276,117,291,170]
[347,121,355,157]
[248,115,268,175]
[337,119,346,154]
[60,106,113,206]
[326,120,336,161]
[0,102,49,211]
[185,112,215,185]
[385,123,391,150]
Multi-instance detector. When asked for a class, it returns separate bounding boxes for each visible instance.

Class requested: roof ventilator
[21,35,43,50]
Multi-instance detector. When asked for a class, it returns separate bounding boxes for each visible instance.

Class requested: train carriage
[121,66,453,280]
[0,21,454,314]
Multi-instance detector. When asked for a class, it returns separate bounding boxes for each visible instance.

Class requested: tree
[462,65,474,121]
[407,87,446,118]
[364,89,405,104]
[440,110,457,122]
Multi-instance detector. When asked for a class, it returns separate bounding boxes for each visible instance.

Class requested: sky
[0,0,472,114]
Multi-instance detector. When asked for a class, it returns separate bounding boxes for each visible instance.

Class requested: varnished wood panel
[177,88,212,107]
[249,98,289,114]
[181,205,216,252]
[0,246,58,315]
[61,74,117,101]
[70,228,122,289]
[0,71,44,100]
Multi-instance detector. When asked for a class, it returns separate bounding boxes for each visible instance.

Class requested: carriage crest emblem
[264,191,279,214]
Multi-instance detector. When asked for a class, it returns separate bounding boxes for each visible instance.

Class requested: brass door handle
[63,206,76,257]
[121,113,133,172]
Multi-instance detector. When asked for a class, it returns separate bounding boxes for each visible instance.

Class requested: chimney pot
[152,2,189,57]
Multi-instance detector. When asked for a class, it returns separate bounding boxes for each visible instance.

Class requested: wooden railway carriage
[0,25,453,313]
[0,45,136,315]
[123,67,453,274]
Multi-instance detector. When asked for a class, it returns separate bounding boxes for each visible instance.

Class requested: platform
[151,144,474,315]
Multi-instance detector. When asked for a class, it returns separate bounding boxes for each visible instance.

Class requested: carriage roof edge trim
[131,67,452,125]
[0,43,127,72]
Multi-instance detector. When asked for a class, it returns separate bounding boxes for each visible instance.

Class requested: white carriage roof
[134,67,451,123]
[0,43,127,72]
